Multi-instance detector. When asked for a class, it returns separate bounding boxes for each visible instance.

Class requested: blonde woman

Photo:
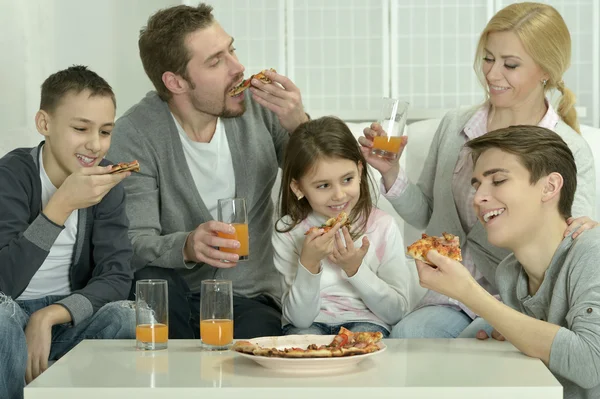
[360,2,597,339]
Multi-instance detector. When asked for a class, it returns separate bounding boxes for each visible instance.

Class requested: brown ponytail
[556,81,580,134]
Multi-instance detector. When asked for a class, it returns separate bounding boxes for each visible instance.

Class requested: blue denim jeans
[283,321,390,337]
[0,293,135,399]
[390,305,473,338]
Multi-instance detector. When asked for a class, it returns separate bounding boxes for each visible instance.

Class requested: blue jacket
[0,142,133,325]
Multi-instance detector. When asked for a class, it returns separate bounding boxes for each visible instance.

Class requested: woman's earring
[297,194,304,200]
[542,79,547,87]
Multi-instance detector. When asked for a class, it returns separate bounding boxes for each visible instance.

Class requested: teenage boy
[0,65,136,399]
[108,3,309,339]
[416,125,599,398]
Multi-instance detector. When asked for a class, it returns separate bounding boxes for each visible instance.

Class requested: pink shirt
[382,101,560,317]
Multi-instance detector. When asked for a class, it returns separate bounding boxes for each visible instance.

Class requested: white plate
[232,334,386,374]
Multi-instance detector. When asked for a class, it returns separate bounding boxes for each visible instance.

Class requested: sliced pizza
[304,211,351,235]
[228,68,276,97]
[406,232,462,266]
[230,326,383,358]
[109,160,140,174]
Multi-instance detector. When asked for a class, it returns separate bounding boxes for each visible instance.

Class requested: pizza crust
[406,233,462,265]
[109,160,140,174]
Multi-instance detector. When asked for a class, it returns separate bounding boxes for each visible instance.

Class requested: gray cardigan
[107,92,289,300]
[497,228,600,398]
[389,106,596,287]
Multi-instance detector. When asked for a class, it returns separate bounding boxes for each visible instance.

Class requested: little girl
[273,116,417,336]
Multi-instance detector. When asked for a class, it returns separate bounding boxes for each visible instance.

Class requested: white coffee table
[25,339,562,399]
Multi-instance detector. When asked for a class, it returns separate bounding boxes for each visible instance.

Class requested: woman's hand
[564,216,598,239]
[358,122,407,190]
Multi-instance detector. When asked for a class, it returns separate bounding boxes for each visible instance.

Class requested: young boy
[0,66,136,399]
[416,125,599,399]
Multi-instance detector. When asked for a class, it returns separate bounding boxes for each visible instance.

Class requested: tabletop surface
[25,338,562,399]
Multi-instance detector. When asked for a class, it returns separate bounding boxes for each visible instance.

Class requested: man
[417,126,600,398]
[108,3,309,339]
[0,66,135,399]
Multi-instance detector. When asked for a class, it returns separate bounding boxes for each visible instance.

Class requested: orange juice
[200,319,234,346]
[136,323,168,344]
[373,136,403,153]
[216,223,249,257]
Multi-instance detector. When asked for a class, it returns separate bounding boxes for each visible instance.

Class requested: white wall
[1,0,598,154]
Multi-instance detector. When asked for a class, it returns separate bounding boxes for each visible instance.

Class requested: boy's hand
[415,250,477,302]
[24,304,70,383]
[300,223,342,274]
[44,166,130,225]
[329,227,370,277]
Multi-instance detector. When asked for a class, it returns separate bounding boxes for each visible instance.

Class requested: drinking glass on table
[217,197,249,262]
[136,279,169,350]
[371,98,409,161]
[200,279,234,350]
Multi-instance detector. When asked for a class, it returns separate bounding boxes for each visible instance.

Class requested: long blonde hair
[473,2,580,133]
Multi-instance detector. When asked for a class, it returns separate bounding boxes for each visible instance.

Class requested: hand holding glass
[200,279,234,350]
[217,197,249,261]
[136,279,168,350]
[371,98,409,161]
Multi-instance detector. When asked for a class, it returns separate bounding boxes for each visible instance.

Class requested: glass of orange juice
[371,98,409,161]
[135,279,168,350]
[217,197,249,262]
[200,279,234,351]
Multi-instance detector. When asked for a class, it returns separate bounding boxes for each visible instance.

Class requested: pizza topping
[406,232,462,265]
[110,160,140,174]
[304,211,351,235]
[231,327,383,358]
[228,68,276,97]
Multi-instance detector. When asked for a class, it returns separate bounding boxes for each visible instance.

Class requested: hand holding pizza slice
[229,68,276,97]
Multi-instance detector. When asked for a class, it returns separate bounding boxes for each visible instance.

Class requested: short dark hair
[40,65,116,114]
[139,3,215,101]
[277,116,373,238]
[465,125,577,219]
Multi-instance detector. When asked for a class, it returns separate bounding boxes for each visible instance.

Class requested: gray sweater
[107,92,288,300]
[389,107,596,287]
[496,228,600,398]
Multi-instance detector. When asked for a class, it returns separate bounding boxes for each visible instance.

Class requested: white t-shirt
[18,146,77,300]
[172,115,235,219]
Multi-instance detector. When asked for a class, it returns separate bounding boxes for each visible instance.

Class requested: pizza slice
[406,232,462,266]
[304,211,351,236]
[109,160,140,174]
[228,68,276,97]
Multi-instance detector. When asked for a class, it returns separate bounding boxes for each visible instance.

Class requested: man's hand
[329,227,369,277]
[415,250,478,303]
[564,216,598,239]
[25,304,71,383]
[299,223,343,274]
[44,166,130,225]
[249,70,308,133]
[358,122,407,191]
[183,221,243,268]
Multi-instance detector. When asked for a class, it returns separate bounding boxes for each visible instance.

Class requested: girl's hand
[415,250,477,302]
[564,216,598,239]
[357,122,407,186]
[329,226,370,277]
[300,223,342,274]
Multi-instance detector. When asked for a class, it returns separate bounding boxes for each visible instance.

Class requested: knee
[390,318,426,338]
[93,301,136,339]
